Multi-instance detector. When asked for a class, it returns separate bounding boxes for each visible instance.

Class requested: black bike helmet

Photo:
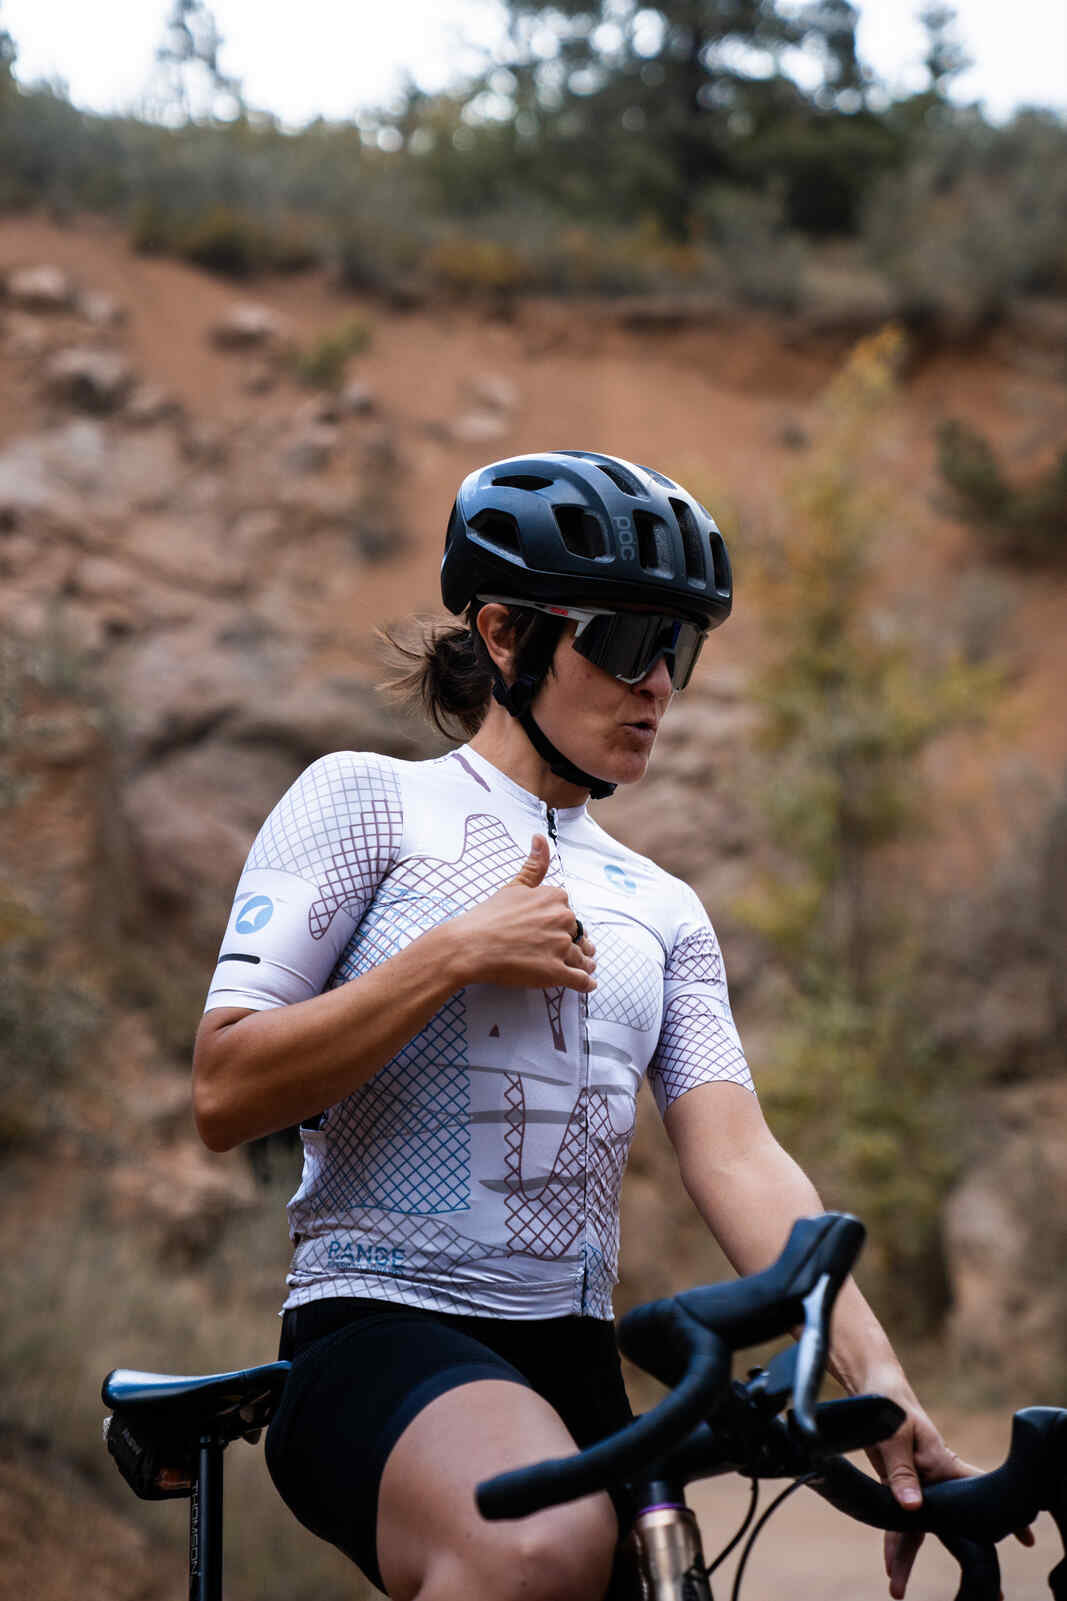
[440,450,733,799]
[441,449,732,628]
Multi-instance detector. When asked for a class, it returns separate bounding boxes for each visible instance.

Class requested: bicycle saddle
[102,1361,290,1444]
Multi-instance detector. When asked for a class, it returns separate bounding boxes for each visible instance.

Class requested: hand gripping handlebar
[814,1406,1067,1601]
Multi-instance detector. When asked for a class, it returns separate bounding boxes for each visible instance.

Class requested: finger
[884,1456,923,1511]
[886,1529,924,1600]
[511,834,550,888]
[553,962,597,992]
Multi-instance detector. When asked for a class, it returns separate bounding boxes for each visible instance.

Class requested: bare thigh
[377,1378,619,1601]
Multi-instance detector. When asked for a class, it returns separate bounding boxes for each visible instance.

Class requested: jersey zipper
[542,802,593,1313]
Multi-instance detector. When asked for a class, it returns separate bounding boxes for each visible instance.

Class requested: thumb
[512,833,550,887]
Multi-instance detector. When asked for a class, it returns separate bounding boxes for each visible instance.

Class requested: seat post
[189,1435,225,1601]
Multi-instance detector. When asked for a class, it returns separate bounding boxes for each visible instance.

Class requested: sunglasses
[483,597,708,690]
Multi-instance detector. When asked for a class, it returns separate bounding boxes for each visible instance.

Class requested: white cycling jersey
[205,743,754,1320]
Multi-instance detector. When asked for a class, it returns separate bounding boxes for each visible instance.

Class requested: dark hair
[378,603,548,739]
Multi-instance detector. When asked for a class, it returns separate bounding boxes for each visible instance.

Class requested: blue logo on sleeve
[604,863,638,895]
[235,896,274,934]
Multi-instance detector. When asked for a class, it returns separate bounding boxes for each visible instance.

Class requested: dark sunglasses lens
[573,614,705,688]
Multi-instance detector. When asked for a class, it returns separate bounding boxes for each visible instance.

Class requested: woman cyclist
[193,451,976,1601]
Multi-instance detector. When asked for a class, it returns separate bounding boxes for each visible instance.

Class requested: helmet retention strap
[484,613,617,801]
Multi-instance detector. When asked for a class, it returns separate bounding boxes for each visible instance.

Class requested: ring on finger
[572,917,584,944]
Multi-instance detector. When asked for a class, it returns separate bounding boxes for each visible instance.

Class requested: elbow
[192,1077,240,1153]
[192,1035,243,1153]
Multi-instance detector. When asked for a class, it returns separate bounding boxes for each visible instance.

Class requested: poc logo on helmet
[613,515,636,560]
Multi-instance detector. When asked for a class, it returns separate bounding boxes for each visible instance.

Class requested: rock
[449,410,510,446]
[463,373,519,414]
[283,422,337,474]
[107,615,306,760]
[108,1138,257,1262]
[43,347,134,415]
[77,288,127,329]
[210,300,287,351]
[229,674,440,766]
[942,1079,1067,1392]
[0,435,80,534]
[123,381,182,427]
[339,378,376,416]
[4,264,75,313]
[0,666,129,961]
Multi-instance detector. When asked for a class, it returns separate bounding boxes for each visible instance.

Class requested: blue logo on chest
[604,863,638,895]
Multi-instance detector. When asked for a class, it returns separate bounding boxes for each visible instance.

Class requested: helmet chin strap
[486,615,617,800]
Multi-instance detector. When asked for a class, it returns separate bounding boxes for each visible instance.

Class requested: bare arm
[663,1082,903,1395]
[663,1082,1013,1597]
[193,834,595,1152]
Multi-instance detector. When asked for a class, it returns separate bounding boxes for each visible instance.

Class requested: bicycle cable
[729,1474,819,1601]
[705,1477,759,1577]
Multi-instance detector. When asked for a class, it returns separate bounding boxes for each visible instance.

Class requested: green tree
[414,0,901,238]
[740,329,1004,1316]
[918,4,971,97]
[148,0,243,123]
[0,5,17,106]
[471,1,818,234]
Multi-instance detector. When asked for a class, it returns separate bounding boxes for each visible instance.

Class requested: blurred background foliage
[0,0,1063,331]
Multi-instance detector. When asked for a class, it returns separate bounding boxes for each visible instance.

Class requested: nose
[634,655,675,697]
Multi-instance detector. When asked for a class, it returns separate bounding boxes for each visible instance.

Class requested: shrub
[863,109,1067,338]
[937,420,1067,564]
[178,205,277,278]
[288,316,372,388]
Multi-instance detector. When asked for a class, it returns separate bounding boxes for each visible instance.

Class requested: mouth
[623,718,658,735]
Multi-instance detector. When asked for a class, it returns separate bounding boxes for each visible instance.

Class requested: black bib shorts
[265,1297,636,1596]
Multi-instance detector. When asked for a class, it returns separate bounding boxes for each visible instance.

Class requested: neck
[469,706,590,809]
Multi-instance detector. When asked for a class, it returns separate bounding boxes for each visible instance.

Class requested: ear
[474,603,519,681]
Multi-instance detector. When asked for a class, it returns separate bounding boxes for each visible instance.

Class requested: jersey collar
[457,745,589,825]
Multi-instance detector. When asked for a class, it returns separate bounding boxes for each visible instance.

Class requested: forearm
[668,1089,909,1396]
[193,920,467,1151]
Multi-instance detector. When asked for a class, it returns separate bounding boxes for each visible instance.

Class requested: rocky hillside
[1,216,1065,1601]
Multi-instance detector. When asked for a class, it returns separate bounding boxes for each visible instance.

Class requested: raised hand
[448,834,597,994]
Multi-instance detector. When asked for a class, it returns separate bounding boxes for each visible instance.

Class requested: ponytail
[378,604,544,740]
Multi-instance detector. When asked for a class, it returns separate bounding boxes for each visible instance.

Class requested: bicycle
[101,1212,1067,1601]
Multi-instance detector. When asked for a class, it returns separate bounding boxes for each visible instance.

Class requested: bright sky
[2,0,1064,125]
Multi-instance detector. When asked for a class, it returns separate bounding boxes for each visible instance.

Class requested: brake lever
[792,1273,831,1438]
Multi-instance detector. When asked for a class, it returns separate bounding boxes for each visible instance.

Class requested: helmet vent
[492,474,553,491]
[555,504,609,559]
[595,462,643,496]
[638,463,679,490]
[633,511,672,575]
[670,498,706,585]
[470,507,521,555]
[709,531,731,593]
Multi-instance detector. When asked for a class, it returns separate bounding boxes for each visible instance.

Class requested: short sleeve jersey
[205,744,755,1320]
